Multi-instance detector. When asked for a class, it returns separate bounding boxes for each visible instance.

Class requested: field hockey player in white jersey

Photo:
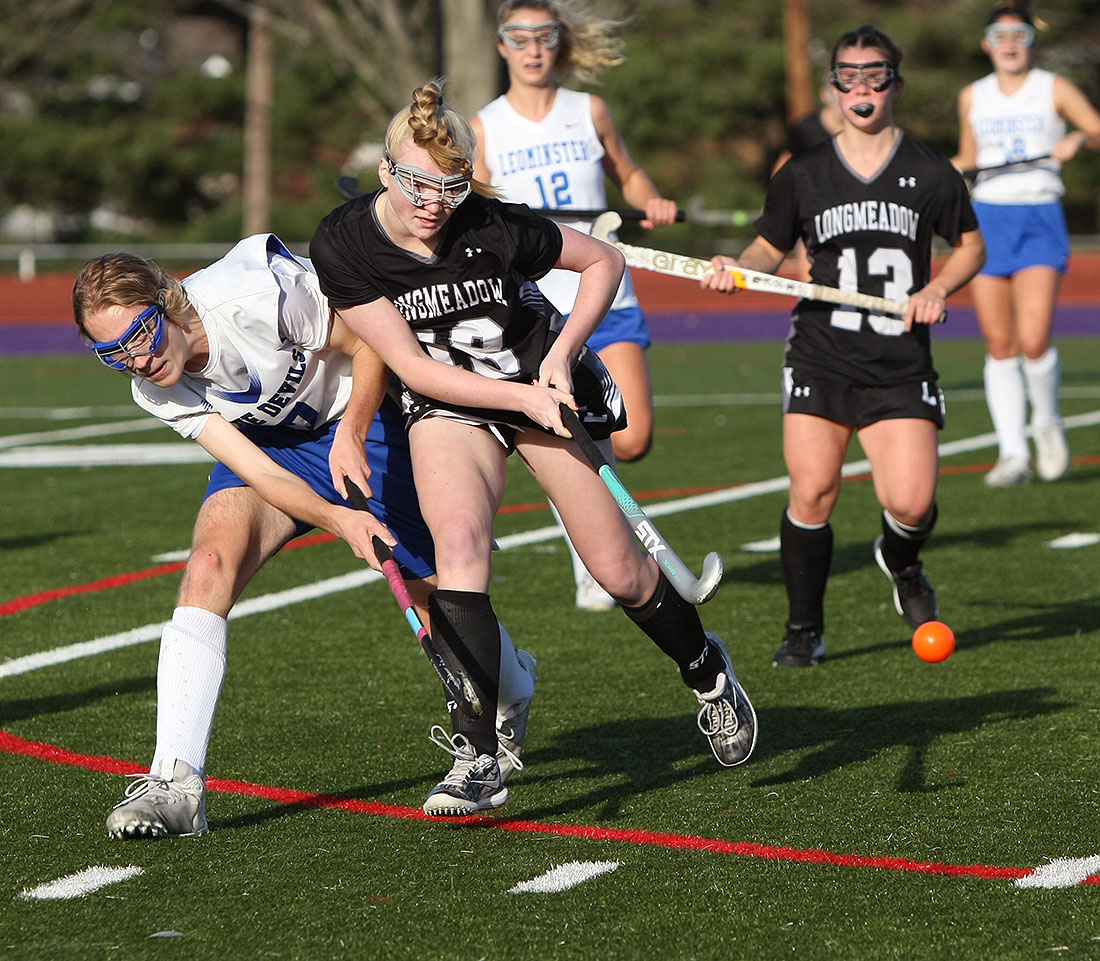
[72,236,537,839]
[472,0,678,612]
[311,81,756,817]
[702,25,985,669]
[952,0,1100,488]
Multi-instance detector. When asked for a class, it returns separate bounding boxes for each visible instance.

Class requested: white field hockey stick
[558,404,723,605]
[346,481,483,718]
[592,211,911,317]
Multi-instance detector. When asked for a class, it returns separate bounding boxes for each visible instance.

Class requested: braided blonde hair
[496,0,625,84]
[385,80,497,198]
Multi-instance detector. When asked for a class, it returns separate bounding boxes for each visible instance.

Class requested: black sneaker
[772,624,826,667]
[873,535,938,628]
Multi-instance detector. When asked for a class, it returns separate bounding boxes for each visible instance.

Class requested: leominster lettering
[496,139,591,176]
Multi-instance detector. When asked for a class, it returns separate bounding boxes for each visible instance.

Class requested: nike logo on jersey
[564,120,580,128]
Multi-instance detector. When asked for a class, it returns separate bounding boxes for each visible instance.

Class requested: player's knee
[611,427,652,463]
[179,546,239,600]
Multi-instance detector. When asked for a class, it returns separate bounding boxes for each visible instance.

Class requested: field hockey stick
[345,481,483,718]
[961,154,1052,179]
[557,404,723,605]
[334,175,686,221]
[592,211,912,317]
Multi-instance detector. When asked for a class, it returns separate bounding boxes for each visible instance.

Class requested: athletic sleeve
[495,202,564,282]
[754,160,801,254]
[309,205,386,310]
[269,252,332,351]
[931,160,979,246]
[131,377,214,440]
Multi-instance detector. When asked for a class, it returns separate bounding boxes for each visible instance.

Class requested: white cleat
[106,757,208,839]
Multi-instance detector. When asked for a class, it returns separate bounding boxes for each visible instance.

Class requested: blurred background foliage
[0,0,1097,254]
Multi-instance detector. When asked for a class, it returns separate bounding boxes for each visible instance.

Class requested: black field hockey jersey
[758,134,977,386]
[310,192,564,383]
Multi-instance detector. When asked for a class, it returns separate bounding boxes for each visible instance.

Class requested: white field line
[0,406,138,420]
[20,865,144,900]
[2,411,1098,682]
[0,418,163,450]
[1015,855,1100,889]
[508,860,622,894]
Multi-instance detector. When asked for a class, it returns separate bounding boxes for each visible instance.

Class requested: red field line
[3,729,1095,885]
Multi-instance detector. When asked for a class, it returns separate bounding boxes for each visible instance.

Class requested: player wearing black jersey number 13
[311,80,757,818]
[702,25,985,668]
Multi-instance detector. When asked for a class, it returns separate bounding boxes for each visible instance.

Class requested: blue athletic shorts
[584,304,651,353]
[973,201,1069,277]
[204,396,435,579]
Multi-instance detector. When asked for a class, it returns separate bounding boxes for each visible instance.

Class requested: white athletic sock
[496,623,534,713]
[151,606,228,777]
[983,354,1029,461]
[1022,346,1063,430]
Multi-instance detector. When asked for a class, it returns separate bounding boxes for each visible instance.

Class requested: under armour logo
[898,176,916,188]
[793,386,811,398]
[465,246,482,258]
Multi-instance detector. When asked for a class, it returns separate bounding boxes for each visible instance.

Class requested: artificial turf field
[2,338,1099,960]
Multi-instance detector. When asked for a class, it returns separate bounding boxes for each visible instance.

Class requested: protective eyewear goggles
[90,303,166,370]
[984,23,1035,47]
[498,20,562,51]
[385,157,471,209]
[829,60,897,94]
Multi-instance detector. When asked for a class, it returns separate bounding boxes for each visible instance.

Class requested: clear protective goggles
[498,20,562,51]
[90,302,166,370]
[385,156,471,209]
[984,23,1035,47]
[829,60,897,94]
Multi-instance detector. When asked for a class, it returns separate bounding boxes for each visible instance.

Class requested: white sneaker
[575,572,616,612]
[693,634,757,767]
[497,650,536,782]
[423,726,508,817]
[984,457,1032,488]
[106,757,208,839]
[1034,425,1069,481]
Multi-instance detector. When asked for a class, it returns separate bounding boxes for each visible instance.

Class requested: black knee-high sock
[781,509,833,631]
[880,502,937,572]
[427,590,500,757]
[622,575,721,690]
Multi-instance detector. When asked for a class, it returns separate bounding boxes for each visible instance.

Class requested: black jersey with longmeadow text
[310,192,564,384]
[757,134,977,386]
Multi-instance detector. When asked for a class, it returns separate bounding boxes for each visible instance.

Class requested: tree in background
[0,0,1096,247]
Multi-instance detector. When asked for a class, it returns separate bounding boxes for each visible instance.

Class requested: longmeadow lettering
[814,201,920,244]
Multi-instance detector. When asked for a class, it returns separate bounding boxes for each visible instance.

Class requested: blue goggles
[90,303,166,370]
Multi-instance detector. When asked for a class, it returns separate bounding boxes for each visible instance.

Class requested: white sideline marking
[20,865,144,900]
[2,410,1098,682]
[1015,855,1100,889]
[0,418,162,450]
[509,860,621,894]
[0,443,211,467]
[1049,533,1100,549]
[743,536,781,552]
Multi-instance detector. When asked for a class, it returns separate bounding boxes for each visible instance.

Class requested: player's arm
[905,227,985,328]
[591,95,677,229]
[194,412,391,564]
[336,299,574,434]
[536,223,625,396]
[951,85,978,171]
[1053,75,1100,159]
[470,115,491,184]
[325,311,388,500]
[699,235,788,294]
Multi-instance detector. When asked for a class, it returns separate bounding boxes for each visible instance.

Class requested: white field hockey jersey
[477,87,639,314]
[968,69,1066,204]
[132,234,351,439]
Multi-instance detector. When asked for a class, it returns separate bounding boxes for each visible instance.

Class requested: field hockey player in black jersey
[702,26,986,668]
[310,80,757,817]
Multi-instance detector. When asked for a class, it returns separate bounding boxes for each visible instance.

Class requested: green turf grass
[2,339,1099,960]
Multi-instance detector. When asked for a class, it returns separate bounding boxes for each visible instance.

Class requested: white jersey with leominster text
[967,69,1065,204]
[131,234,350,439]
[757,134,978,386]
[477,87,639,314]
